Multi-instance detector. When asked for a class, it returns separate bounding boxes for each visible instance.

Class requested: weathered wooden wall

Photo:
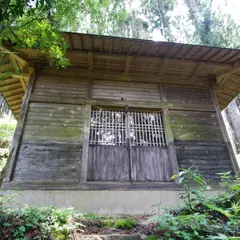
[3,70,234,189]
[10,75,86,183]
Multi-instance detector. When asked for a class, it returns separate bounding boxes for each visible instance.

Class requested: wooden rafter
[189,62,202,81]
[12,73,30,79]
[20,78,27,91]
[217,63,240,85]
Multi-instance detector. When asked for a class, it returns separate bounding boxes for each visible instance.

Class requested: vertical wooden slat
[209,87,239,173]
[126,111,133,181]
[80,104,91,183]
[4,71,36,182]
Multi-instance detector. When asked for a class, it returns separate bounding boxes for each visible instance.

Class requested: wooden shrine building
[1,33,240,212]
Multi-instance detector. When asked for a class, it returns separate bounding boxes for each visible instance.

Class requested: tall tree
[141,0,177,41]
[184,0,240,48]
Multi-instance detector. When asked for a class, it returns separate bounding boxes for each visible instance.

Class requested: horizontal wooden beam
[218,63,240,79]
[1,82,22,92]
[5,93,23,102]
[26,48,232,70]
[40,68,210,88]
[3,88,24,97]
[12,73,30,79]
[0,45,28,69]
[0,63,12,73]
[0,78,19,87]
[30,96,215,112]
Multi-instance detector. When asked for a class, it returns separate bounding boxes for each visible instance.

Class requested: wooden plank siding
[131,147,171,181]
[175,141,232,180]
[3,70,235,189]
[88,145,129,181]
[10,74,86,183]
[92,80,160,101]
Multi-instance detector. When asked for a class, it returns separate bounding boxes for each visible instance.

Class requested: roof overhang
[1,32,240,117]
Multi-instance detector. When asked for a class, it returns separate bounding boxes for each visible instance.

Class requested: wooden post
[80,104,91,183]
[126,111,133,181]
[159,84,179,183]
[209,87,239,173]
[4,71,36,182]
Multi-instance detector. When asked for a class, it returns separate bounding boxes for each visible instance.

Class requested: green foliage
[151,169,240,239]
[0,117,16,179]
[0,199,84,240]
[103,218,137,230]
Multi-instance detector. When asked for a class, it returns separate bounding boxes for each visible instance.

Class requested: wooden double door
[87,109,173,182]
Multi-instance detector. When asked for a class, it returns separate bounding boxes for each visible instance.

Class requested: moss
[146,235,157,240]
[103,218,137,230]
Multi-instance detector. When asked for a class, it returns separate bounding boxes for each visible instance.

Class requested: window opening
[129,111,166,147]
[89,109,166,147]
[90,109,126,145]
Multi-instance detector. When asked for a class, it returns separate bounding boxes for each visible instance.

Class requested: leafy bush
[0,116,16,182]
[151,168,240,240]
[0,199,84,240]
[103,218,137,230]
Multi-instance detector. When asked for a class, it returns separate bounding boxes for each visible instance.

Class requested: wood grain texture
[87,145,129,181]
[23,102,85,142]
[209,87,239,173]
[32,75,88,102]
[92,80,160,101]
[170,111,223,142]
[131,146,172,181]
[165,86,212,104]
[13,140,82,182]
[4,72,36,182]
[175,141,233,180]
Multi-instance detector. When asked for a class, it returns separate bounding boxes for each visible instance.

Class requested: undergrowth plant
[0,195,84,240]
[151,168,240,240]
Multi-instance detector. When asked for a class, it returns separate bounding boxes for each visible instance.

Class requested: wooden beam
[160,86,179,184]
[88,52,93,71]
[5,93,23,102]
[127,41,133,55]
[189,62,202,81]
[12,73,30,79]
[40,68,210,88]
[4,72,35,182]
[0,64,12,73]
[3,88,24,97]
[80,104,91,183]
[71,51,230,69]
[1,82,21,92]
[30,96,216,112]
[0,78,19,87]
[20,78,27,91]
[218,63,240,79]
[158,58,167,78]
[217,63,240,85]
[209,87,239,173]
[124,56,132,75]
[0,46,28,68]
[8,99,22,107]
[11,104,21,111]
